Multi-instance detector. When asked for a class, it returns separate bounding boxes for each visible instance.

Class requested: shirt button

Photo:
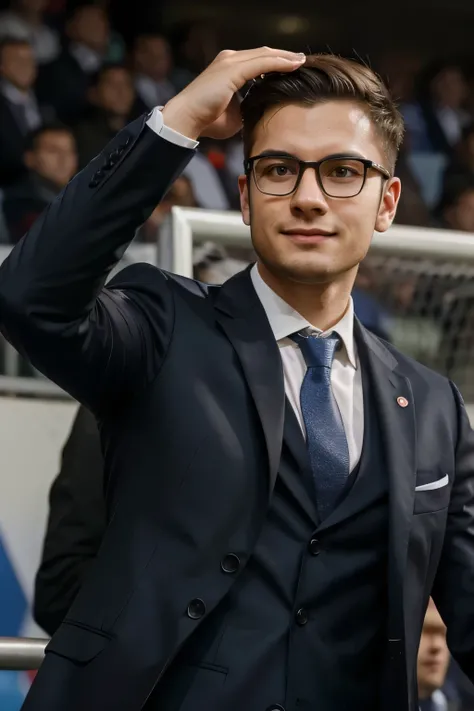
[186,598,206,620]
[295,608,308,626]
[221,553,241,574]
[308,538,321,556]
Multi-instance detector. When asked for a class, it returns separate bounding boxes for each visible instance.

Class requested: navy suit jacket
[1,116,474,711]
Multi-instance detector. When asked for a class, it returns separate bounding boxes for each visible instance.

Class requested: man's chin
[277,258,344,285]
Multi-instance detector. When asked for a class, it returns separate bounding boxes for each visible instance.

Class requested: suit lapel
[213,268,285,497]
[357,322,417,643]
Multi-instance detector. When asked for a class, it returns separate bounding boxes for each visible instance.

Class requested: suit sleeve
[33,406,106,637]
[432,383,474,680]
[0,115,195,412]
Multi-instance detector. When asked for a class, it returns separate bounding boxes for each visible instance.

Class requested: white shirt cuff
[146,106,199,150]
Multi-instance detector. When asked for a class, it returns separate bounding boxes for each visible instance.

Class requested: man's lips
[282,228,337,242]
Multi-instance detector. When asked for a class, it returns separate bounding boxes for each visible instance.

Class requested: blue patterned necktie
[291,332,350,519]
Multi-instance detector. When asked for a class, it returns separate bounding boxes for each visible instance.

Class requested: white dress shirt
[145,107,364,470]
[1,80,42,132]
[251,265,363,471]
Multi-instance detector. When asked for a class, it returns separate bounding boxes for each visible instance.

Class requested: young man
[0,48,473,711]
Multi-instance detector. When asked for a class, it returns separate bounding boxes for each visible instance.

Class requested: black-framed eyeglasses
[244,153,392,198]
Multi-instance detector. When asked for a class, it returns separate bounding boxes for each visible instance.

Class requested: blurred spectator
[2,123,77,242]
[34,405,105,637]
[169,21,218,91]
[443,123,474,187]
[135,175,197,243]
[74,63,135,168]
[0,37,53,187]
[402,62,471,157]
[417,599,458,711]
[132,33,177,112]
[183,150,231,210]
[200,137,242,210]
[36,4,110,124]
[0,0,60,64]
[437,175,474,232]
[394,145,434,227]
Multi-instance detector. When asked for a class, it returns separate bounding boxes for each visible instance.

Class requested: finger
[232,53,306,88]
[227,46,305,63]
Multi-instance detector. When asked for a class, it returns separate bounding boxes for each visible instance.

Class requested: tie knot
[291,332,341,368]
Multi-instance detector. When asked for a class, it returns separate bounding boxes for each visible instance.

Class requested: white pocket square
[415,474,449,492]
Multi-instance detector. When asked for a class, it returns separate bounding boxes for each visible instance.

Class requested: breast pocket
[414,471,451,514]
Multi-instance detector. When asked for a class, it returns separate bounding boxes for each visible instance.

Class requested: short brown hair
[241,53,404,172]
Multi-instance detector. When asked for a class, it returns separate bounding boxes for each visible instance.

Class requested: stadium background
[2,0,474,707]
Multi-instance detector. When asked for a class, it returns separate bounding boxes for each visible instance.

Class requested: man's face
[432,67,467,109]
[0,43,36,90]
[95,68,134,116]
[26,131,78,188]
[239,100,400,287]
[69,7,109,54]
[446,189,474,232]
[134,37,172,82]
[417,601,449,699]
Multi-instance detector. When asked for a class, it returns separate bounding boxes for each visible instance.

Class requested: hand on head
[162,47,306,140]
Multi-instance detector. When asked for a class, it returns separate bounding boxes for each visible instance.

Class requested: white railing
[0,637,47,670]
[169,207,474,275]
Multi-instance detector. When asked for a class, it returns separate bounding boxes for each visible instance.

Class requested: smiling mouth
[282,230,337,242]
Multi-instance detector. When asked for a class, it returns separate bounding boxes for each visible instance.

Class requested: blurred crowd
[2,0,474,248]
[3,2,474,709]
[0,0,244,246]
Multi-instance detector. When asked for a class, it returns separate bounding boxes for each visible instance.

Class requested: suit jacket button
[308,538,321,555]
[221,553,240,574]
[265,705,285,711]
[187,598,206,620]
[295,608,308,626]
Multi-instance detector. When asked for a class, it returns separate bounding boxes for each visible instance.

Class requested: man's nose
[290,167,329,213]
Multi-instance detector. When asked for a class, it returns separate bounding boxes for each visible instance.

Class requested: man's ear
[238,174,250,226]
[374,176,401,233]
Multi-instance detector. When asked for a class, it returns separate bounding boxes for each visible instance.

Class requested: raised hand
[161,47,306,140]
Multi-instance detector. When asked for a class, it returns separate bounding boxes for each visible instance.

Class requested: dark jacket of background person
[0,37,53,187]
[36,5,111,124]
[34,406,105,637]
[2,123,78,242]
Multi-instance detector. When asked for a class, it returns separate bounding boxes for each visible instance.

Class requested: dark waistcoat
[150,362,389,711]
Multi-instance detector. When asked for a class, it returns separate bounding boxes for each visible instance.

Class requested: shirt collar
[250,263,357,369]
[1,79,33,105]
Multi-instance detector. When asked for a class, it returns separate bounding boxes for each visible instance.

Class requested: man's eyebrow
[252,149,298,159]
[251,150,369,161]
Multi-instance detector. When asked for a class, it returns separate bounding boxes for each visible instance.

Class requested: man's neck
[256,261,355,331]
[418,684,433,701]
